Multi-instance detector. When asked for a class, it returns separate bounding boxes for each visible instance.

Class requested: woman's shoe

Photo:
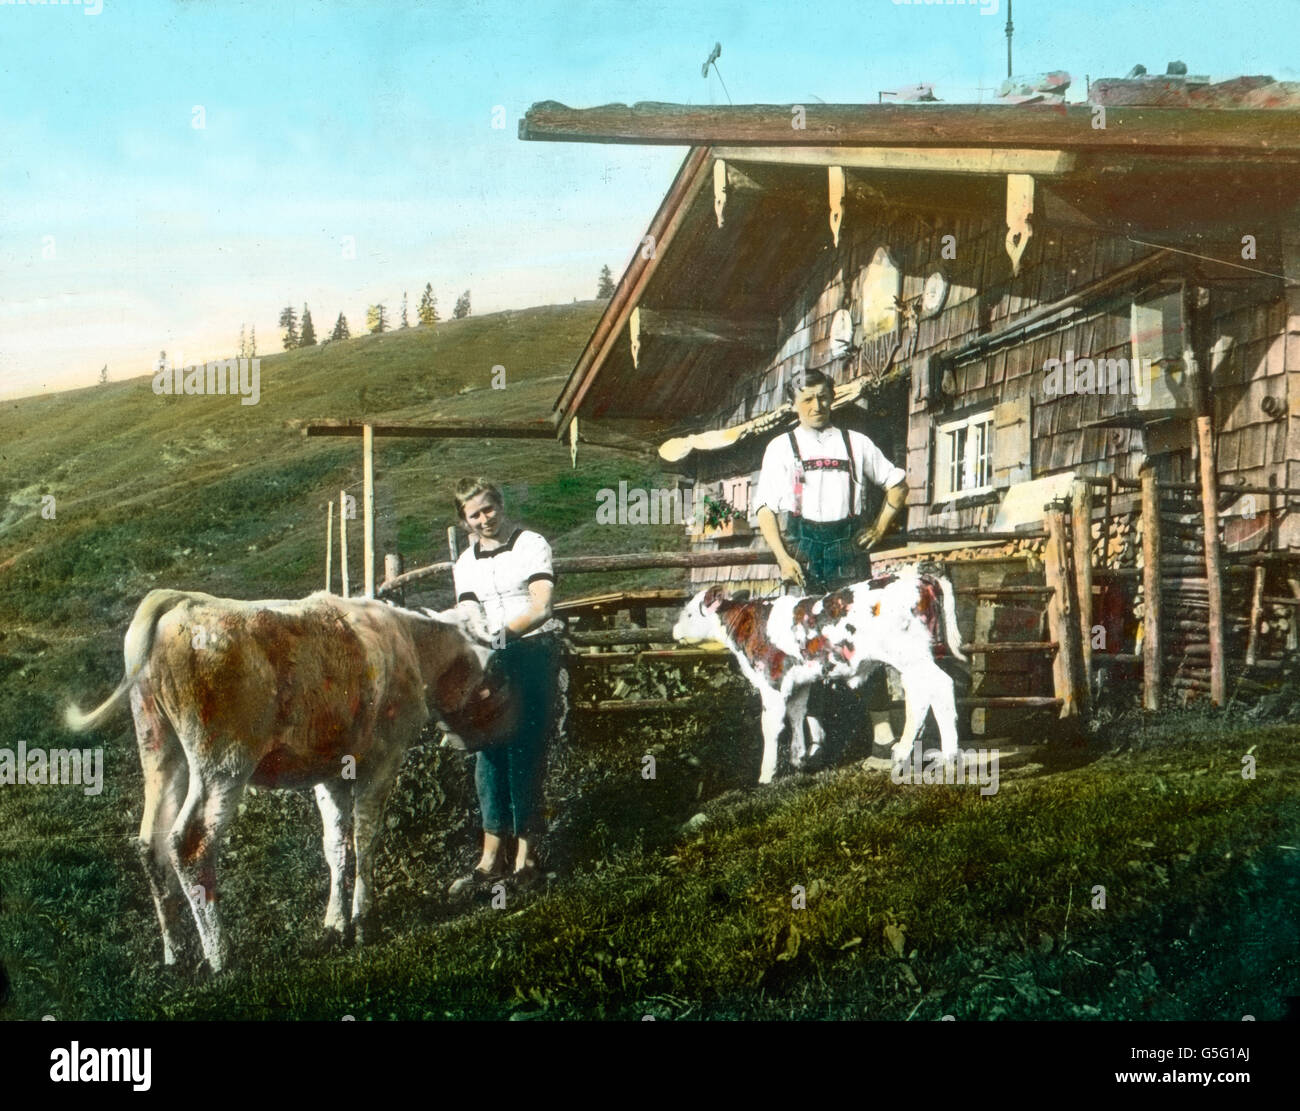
[511,863,545,890]
[448,865,507,897]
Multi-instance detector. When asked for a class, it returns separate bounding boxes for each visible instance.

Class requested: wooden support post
[1070,478,1094,677]
[1289,576,1300,653]
[383,553,405,606]
[1101,476,1113,570]
[1043,502,1086,721]
[362,422,375,598]
[339,489,350,599]
[1245,565,1267,667]
[1140,465,1162,711]
[447,526,459,561]
[1196,415,1226,705]
[325,500,334,593]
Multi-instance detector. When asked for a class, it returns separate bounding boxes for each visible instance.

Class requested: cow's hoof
[352,913,379,946]
[319,926,347,953]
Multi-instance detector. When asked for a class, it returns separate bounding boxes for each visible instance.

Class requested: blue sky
[1,0,1295,398]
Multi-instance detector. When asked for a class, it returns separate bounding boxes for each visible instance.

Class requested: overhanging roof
[520,100,1300,154]
[537,101,1300,439]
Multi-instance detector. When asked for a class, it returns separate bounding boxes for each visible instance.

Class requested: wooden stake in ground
[1246,565,1267,668]
[1196,415,1226,704]
[1140,465,1162,711]
[1043,501,1086,720]
[339,489,350,599]
[363,423,375,598]
[325,500,334,593]
[1071,478,1094,680]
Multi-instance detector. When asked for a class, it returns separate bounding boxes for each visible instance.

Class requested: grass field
[1,305,1298,1020]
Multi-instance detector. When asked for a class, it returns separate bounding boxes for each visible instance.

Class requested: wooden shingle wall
[691,197,1295,575]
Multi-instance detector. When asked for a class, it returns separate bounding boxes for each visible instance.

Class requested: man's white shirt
[452,528,555,639]
[754,425,906,522]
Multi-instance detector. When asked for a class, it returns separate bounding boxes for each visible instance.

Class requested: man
[753,367,909,763]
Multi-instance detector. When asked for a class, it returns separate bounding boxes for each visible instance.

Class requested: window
[935,411,995,499]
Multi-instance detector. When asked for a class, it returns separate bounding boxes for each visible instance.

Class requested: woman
[447,477,563,895]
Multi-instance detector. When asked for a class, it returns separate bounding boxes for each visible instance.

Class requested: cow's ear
[703,585,725,613]
[731,589,751,603]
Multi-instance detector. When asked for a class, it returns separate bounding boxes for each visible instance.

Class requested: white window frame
[935,410,995,500]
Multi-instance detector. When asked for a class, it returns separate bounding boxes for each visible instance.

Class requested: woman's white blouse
[452,528,555,638]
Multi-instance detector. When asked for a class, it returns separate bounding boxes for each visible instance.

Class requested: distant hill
[0,300,686,641]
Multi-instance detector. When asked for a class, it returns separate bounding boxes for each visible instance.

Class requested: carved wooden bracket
[1005,173,1035,275]
[713,159,727,228]
[629,306,641,369]
[829,165,845,247]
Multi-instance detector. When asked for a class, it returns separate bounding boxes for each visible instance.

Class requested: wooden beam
[1071,478,1094,678]
[379,546,779,595]
[303,419,556,439]
[339,490,350,599]
[635,308,777,347]
[362,423,375,598]
[1245,565,1267,667]
[519,101,1300,155]
[1043,503,1087,721]
[1140,465,1163,711]
[943,249,1175,367]
[1196,414,1227,705]
[325,500,334,593]
[713,145,1077,176]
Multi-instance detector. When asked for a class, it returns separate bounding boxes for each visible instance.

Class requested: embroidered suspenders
[786,428,858,517]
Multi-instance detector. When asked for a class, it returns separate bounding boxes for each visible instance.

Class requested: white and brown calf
[64,590,519,973]
[673,570,966,784]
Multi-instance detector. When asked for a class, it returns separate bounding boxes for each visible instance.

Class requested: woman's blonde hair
[453,477,504,521]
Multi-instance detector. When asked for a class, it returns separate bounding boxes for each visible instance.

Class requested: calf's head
[673,586,727,645]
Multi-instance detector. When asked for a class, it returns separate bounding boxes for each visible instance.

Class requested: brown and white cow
[673,569,966,784]
[64,589,516,973]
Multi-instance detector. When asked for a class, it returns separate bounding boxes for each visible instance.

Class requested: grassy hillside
[1,303,1298,1021]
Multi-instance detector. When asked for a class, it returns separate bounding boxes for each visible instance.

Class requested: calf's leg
[132,684,188,967]
[166,750,248,974]
[890,665,933,775]
[757,691,787,785]
[350,743,406,944]
[786,686,812,769]
[314,779,355,944]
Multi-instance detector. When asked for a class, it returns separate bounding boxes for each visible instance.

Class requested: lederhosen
[785,427,869,594]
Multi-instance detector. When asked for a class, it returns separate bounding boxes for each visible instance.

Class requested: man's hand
[777,554,806,588]
[852,526,881,553]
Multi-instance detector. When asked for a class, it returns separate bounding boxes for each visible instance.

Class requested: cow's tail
[934,576,967,663]
[64,589,188,732]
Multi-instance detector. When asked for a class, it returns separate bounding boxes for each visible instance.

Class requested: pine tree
[99,365,108,385]
[418,283,438,327]
[238,325,247,359]
[249,325,256,356]
[300,304,316,346]
[366,303,389,334]
[597,264,616,298]
[400,291,409,328]
[331,312,350,341]
[453,290,471,319]
[279,305,299,349]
